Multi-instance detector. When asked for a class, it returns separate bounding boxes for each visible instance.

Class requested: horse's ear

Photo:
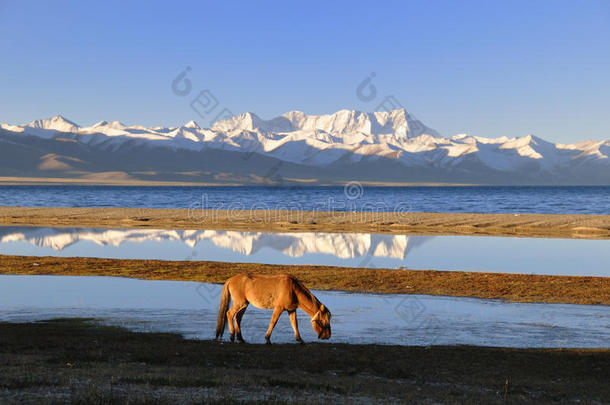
[320,304,325,312]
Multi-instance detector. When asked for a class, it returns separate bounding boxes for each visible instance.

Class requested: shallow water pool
[0,226,608,276]
[1,275,608,348]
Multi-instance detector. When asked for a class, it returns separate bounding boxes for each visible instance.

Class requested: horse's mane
[293,277,332,325]
[293,277,322,309]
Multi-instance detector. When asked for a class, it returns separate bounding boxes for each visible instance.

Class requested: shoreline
[1,255,608,305]
[1,206,609,238]
[0,176,607,187]
[0,319,608,403]
[0,176,477,187]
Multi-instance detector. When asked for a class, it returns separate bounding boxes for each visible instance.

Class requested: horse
[215,273,332,344]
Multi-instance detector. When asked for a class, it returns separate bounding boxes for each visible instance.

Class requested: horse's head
[311,304,332,340]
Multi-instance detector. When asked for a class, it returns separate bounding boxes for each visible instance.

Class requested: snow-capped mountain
[1,109,608,184]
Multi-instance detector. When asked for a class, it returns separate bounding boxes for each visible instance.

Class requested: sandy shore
[1,206,609,238]
[2,255,608,305]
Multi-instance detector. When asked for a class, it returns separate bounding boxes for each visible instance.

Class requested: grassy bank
[0,319,608,404]
[1,255,608,305]
[1,206,609,238]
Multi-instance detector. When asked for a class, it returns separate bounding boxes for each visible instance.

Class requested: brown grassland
[0,319,608,404]
[1,255,608,305]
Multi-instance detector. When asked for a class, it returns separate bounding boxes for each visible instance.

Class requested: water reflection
[0,226,608,276]
[1,275,608,348]
[0,226,431,269]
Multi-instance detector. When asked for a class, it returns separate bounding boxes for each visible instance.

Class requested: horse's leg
[288,310,304,344]
[264,307,283,345]
[235,304,248,343]
[226,306,236,342]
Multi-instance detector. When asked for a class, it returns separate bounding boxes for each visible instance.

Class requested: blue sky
[1,0,609,142]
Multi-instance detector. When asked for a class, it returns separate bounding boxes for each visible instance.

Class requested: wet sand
[0,206,609,238]
[1,255,608,305]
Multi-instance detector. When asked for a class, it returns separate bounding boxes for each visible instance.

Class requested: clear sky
[1,0,609,142]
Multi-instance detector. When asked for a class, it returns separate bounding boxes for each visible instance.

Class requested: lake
[0,185,609,214]
[1,275,607,348]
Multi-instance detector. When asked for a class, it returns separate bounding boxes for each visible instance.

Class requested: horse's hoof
[265,340,272,345]
[230,335,235,343]
[297,340,305,345]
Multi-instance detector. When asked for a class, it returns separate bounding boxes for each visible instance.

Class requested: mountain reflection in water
[0,227,432,268]
[1,226,608,276]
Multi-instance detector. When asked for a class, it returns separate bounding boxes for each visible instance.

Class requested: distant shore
[0,176,476,187]
[2,255,608,305]
[0,206,609,239]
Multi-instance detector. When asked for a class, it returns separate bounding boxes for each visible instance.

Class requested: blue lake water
[0,185,609,214]
[1,275,607,348]
[1,226,608,276]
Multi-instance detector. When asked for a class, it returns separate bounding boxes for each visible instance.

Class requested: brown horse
[215,273,331,344]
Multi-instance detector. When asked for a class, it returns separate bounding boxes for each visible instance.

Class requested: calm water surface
[0,226,608,276]
[0,185,609,214]
[1,276,607,348]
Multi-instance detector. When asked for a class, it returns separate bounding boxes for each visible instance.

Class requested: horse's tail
[215,281,231,339]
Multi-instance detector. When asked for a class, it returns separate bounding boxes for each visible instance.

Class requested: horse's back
[228,273,298,310]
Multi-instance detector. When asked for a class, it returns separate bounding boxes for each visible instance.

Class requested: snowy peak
[211,108,439,139]
[27,115,80,133]
[280,109,376,134]
[184,120,200,129]
[212,112,291,133]
[283,108,439,138]
[1,109,609,184]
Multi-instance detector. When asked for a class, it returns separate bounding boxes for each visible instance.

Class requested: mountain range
[1,109,608,185]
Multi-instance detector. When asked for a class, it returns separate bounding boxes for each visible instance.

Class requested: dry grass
[0,318,608,404]
[1,207,609,238]
[1,254,608,305]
